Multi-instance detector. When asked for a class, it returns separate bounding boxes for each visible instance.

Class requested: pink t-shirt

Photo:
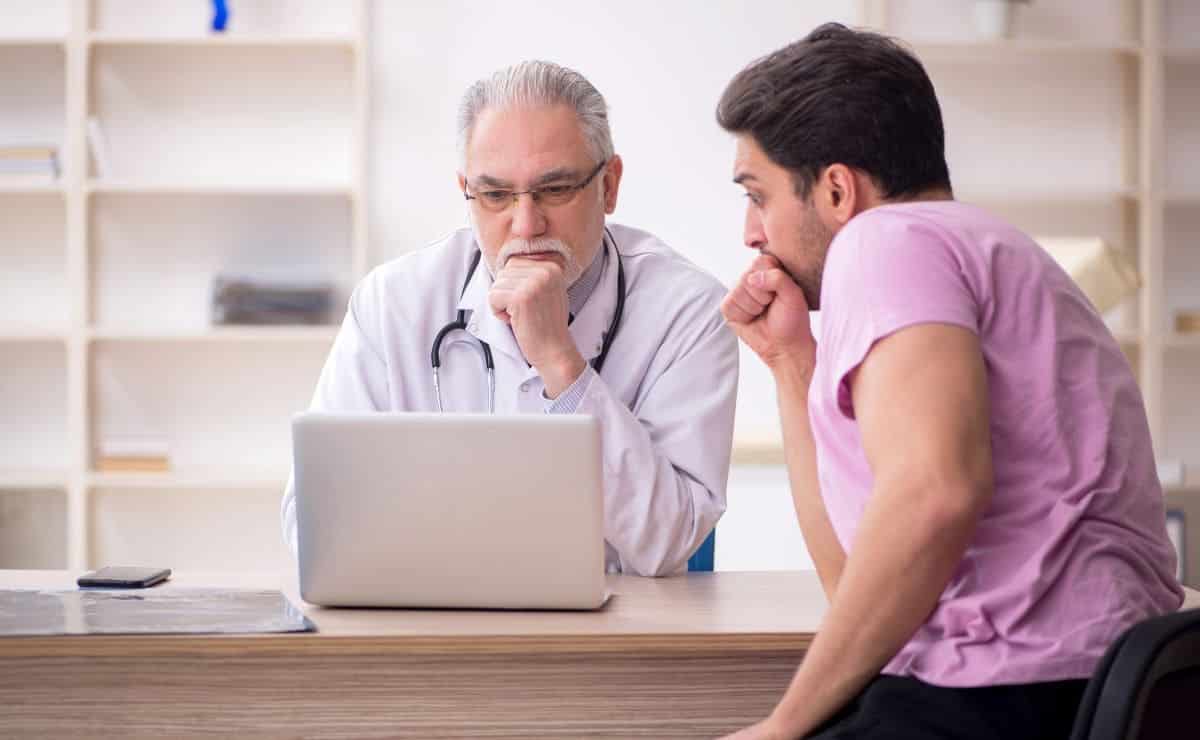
[811,201,1183,687]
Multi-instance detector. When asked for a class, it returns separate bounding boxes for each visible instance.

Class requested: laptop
[291,412,607,610]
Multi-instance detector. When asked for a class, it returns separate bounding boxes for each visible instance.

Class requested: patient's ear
[457,172,467,194]
[602,155,623,214]
[816,164,859,228]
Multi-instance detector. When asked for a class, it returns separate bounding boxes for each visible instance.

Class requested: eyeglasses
[463,159,607,213]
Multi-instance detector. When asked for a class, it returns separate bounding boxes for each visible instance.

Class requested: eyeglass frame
[462,159,609,212]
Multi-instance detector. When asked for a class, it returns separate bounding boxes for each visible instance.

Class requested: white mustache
[497,238,577,274]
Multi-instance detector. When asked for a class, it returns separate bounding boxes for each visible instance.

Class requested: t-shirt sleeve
[823,212,981,418]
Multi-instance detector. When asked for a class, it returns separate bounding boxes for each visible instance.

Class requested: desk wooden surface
[0,570,825,739]
[0,569,826,654]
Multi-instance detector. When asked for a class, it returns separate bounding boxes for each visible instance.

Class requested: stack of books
[0,145,60,181]
[211,273,335,326]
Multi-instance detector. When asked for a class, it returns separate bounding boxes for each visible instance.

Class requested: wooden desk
[0,570,826,739]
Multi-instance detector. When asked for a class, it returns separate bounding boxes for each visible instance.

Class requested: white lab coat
[281,223,738,575]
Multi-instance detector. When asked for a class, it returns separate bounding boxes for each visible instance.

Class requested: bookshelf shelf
[0,180,63,194]
[1166,191,1200,205]
[88,470,286,490]
[0,329,67,343]
[87,181,354,197]
[1166,334,1200,350]
[88,326,340,344]
[0,37,65,48]
[0,470,69,490]
[957,186,1138,204]
[88,33,356,50]
[908,39,1142,61]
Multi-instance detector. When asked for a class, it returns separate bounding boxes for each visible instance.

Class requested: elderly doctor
[280,60,738,576]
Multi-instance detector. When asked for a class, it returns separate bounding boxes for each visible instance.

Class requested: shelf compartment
[0,192,69,333]
[88,485,292,572]
[932,54,1132,203]
[90,192,352,331]
[89,44,353,184]
[0,487,67,568]
[886,0,1137,52]
[0,342,69,472]
[1165,62,1200,197]
[1165,205,1200,337]
[0,0,67,39]
[90,341,329,473]
[0,44,65,168]
[1163,352,1200,473]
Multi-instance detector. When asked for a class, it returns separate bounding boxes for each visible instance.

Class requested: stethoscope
[431,227,626,413]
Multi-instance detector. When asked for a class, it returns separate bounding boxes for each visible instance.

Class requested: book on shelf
[0,145,60,179]
[95,438,170,473]
[1177,311,1200,335]
[95,456,171,473]
[211,272,336,326]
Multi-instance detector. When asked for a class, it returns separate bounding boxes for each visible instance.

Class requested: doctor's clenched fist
[721,253,817,372]
[489,255,587,398]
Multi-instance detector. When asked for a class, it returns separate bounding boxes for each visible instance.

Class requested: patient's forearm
[773,359,845,599]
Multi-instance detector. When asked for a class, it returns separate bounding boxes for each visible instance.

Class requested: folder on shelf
[1036,236,1140,316]
[211,273,335,326]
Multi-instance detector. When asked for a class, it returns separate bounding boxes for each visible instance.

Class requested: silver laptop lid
[292,412,606,609]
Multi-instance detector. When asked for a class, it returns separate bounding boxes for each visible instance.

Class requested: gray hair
[457,60,614,167]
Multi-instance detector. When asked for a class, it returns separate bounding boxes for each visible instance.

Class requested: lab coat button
[520,382,531,392]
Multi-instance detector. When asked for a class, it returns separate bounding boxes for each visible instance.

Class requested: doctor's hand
[489,256,587,398]
[721,253,816,373]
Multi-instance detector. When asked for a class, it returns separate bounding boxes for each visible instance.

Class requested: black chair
[1069,607,1200,740]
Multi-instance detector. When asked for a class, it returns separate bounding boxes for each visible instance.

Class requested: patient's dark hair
[717,22,952,200]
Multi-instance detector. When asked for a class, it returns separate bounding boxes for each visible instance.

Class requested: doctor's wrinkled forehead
[456,60,615,168]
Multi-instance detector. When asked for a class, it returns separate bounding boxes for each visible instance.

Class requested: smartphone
[77,566,172,589]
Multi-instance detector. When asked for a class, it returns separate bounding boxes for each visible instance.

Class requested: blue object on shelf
[211,0,229,32]
[688,530,716,572]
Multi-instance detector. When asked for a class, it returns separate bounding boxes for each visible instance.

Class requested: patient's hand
[721,253,816,372]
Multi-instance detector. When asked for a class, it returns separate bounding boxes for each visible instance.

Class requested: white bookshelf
[0,0,368,570]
